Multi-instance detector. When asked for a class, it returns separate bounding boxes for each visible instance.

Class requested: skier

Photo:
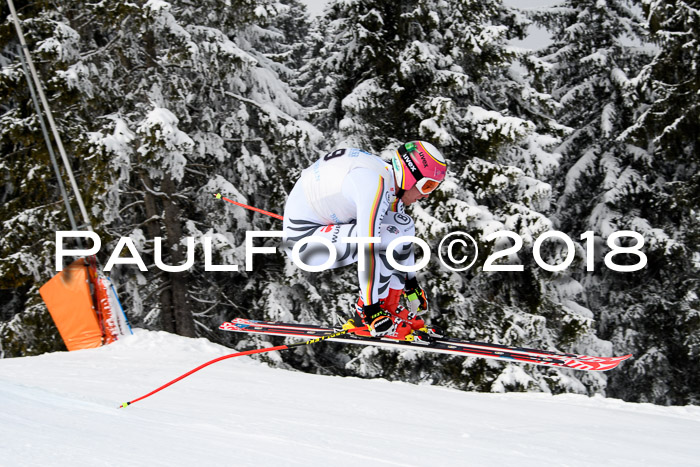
[282,141,447,341]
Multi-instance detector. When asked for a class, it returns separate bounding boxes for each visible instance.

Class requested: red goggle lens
[417,178,440,194]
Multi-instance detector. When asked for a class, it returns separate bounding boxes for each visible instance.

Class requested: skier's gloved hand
[361,302,395,337]
[404,277,428,315]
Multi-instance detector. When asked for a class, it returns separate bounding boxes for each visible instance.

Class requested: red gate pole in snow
[118,326,365,408]
[119,194,291,408]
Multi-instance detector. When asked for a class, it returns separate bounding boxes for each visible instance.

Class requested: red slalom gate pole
[118,345,287,408]
[119,327,363,408]
[214,193,284,220]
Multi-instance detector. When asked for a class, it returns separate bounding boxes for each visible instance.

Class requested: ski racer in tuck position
[282,141,447,342]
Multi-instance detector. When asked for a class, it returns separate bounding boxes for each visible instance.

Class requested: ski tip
[596,355,633,371]
[118,402,131,409]
[607,354,633,363]
[214,193,222,199]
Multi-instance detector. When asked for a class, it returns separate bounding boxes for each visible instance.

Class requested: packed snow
[1,329,699,466]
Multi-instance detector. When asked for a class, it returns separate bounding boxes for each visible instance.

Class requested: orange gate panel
[39,258,102,351]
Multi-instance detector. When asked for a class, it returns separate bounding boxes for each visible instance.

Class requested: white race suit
[282,148,417,305]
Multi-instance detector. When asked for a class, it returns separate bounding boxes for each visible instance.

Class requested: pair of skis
[120,317,631,408]
[219,318,631,372]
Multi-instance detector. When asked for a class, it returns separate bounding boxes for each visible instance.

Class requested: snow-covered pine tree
[0,0,102,356]
[534,0,699,403]
[284,0,605,395]
[531,0,651,236]
[1,0,320,352]
[605,0,699,404]
[84,0,322,342]
[262,0,311,75]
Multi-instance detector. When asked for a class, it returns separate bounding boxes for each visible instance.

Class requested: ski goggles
[415,176,442,194]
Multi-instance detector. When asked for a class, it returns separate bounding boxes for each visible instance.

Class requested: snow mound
[1,329,699,466]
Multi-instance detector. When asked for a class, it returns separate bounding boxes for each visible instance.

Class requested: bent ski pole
[214,193,284,220]
[118,326,364,408]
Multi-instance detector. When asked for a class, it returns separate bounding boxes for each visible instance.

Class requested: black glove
[361,302,394,337]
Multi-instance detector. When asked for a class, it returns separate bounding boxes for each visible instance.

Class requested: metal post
[7,0,93,231]
[16,44,80,233]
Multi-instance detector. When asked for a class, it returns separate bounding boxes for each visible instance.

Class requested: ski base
[220,318,631,372]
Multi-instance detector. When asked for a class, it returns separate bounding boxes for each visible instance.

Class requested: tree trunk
[161,175,195,337]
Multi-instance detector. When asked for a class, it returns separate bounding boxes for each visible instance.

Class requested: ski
[220,318,631,371]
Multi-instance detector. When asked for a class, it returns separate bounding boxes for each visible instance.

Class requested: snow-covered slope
[2,330,699,467]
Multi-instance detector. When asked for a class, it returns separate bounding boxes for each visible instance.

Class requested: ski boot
[343,313,442,344]
[379,289,424,330]
[346,294,414,340]
[346,290,442,342]
[386,287,446,341]
[344,315,417,341]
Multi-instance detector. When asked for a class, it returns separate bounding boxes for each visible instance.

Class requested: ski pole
[214,193,284,220]
[118,326,365,408]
